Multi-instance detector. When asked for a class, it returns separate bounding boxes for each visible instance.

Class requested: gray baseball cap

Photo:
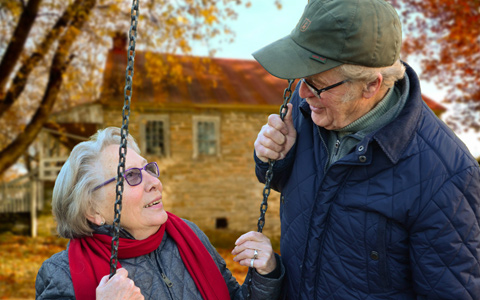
[252,0,402,79]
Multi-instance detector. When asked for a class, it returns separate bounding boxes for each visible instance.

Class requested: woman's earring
[100,218,105,226]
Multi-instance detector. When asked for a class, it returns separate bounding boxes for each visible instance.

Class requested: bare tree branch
[0,0,85,119]
[0,0,97,176]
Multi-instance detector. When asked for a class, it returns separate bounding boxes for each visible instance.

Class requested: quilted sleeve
[254,145,296,193]
[409,165,480,299]
[246,254,285,300]
[35,251,75,300]
[183,219,285,300]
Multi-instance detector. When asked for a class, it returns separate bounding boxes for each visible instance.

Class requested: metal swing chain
[246,78,295,299]
[110,0,139,278]
[256,79,294,233]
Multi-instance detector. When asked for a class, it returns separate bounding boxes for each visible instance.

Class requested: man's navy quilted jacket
[255,63,480,299]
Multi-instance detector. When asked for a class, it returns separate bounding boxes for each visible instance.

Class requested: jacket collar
[373,63,422,164]
[92,223,136,239]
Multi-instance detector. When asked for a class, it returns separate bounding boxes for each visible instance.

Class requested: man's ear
[363,73,383,99]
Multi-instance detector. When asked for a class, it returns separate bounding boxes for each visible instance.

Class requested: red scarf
[69,212,230,300]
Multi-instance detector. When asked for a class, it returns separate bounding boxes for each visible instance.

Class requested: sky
[192,1,480,158]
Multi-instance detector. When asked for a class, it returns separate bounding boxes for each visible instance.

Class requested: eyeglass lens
[124,162,159,186]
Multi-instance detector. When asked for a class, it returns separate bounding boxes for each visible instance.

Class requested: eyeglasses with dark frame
[302,78,349,99]
[92,162,160,192]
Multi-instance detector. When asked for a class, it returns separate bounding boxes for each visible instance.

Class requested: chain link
[257,78,294,233]
[110,0,139,278]
[246,79,295,298]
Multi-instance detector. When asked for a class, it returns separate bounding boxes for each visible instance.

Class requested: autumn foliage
[0,234,69,299]
[391,0,480,131]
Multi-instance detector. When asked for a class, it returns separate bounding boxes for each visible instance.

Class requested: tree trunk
[0,0,85,119]
[0,0,43,94]
[0,0,97,176]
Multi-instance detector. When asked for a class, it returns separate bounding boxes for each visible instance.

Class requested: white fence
[39,157,68,181]
[0,173,43,237]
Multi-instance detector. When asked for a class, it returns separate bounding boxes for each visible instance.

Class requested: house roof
[100,49,297,109]
[43,122,97,149]
[100,41,446,114]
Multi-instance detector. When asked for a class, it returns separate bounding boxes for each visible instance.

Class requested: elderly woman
[36,127,284,300]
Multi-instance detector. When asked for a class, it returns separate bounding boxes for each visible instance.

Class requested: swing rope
[246,78,295,299]
[110,0,139,278]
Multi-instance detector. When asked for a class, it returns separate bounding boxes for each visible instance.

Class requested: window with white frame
[193,116,220,157]
[139,115,169,157]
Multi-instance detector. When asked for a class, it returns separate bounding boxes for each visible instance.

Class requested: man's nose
[299,80,315,99]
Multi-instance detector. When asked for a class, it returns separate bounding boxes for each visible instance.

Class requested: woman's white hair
[52,127,140,239]
[338,59,406,96]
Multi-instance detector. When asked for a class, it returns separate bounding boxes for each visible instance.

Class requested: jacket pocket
[366,213,391,292]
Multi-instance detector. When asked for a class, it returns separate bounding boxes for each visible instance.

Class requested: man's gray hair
[52,127,140,239]
[339,59,406,91]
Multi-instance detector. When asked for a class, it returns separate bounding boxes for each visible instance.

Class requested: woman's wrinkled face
[97,144,168,240]
[298,69,367,130]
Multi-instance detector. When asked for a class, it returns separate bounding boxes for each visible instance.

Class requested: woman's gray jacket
[35,219,284,299]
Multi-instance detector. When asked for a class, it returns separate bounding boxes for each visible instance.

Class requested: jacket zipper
[152,254,176,299]
[313,167,355,299]
[334,139,340,155]
[161,272,174,288]
[317,126,330,172]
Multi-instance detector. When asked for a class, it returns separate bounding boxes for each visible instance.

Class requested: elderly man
[252,0,480,299]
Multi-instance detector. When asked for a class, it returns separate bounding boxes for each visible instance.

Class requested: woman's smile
[144,198,163,209]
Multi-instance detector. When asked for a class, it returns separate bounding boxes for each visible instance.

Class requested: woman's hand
[96,268,144,300]
[231,231,277,275]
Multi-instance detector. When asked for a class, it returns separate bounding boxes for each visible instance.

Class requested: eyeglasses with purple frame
[92,162,160,192]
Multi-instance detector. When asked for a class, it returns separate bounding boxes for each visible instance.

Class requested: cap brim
[252,36,343,80]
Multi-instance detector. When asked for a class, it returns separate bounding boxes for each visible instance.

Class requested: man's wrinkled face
[299,68,366,130]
